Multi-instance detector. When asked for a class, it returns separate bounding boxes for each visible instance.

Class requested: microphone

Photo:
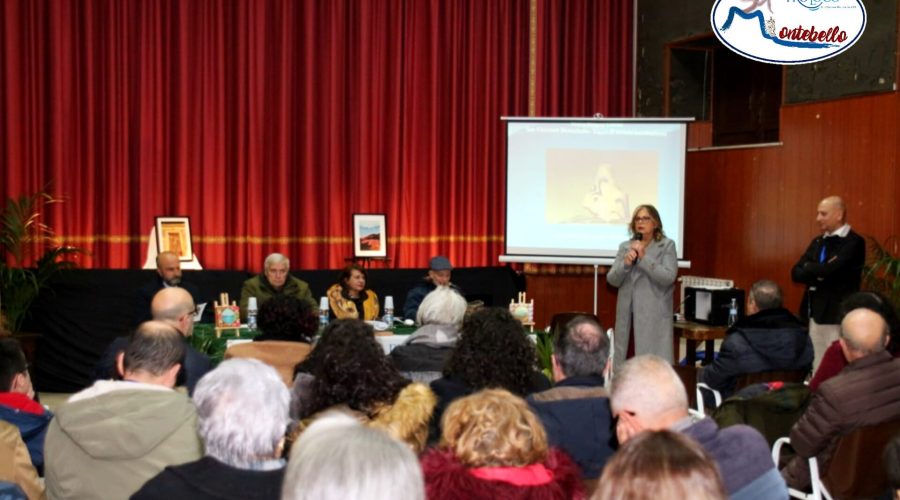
[631,233,642,265]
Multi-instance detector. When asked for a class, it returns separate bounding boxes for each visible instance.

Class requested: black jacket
[791,229,865,324]
[131,456,285,500]
[700,307,813,401]
[527,374,615,479]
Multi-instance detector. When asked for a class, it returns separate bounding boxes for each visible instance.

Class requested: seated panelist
[240,253,316,322]
[326,264,380,321]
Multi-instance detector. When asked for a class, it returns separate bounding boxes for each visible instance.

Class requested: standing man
[791,196,865,370]
[240,253,317,321]
[135,251,201,324]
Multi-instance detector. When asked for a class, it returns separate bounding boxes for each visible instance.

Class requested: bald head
[840,308,889,361]
[610,355,688,428]
[816,196,846,233]
[151,287,195,336]
[119,321,185,386]
[156,251,182,286]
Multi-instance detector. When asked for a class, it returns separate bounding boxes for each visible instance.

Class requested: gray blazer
[607,237,677,368]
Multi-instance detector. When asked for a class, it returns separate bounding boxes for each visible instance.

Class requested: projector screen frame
[501,116,693,262]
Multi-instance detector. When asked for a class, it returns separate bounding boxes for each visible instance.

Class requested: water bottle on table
[727,298,738,327]
[319,297,330,329]
[383,296,394,330]
[247,297,258,331]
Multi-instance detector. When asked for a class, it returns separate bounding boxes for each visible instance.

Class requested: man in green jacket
[240,252,317,321]
[44,321,203,500]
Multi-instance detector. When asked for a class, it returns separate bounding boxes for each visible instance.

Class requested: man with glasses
[95,287,210,394]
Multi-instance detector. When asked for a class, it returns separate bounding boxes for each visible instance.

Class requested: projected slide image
[545,149,659,225]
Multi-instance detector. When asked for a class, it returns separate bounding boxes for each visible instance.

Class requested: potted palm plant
[0,191,81,333]
[864,236,900,312]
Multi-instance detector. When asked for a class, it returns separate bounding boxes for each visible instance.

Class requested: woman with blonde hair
[607,203,677,368]
[592,430,727,500]
[421,388,583,499]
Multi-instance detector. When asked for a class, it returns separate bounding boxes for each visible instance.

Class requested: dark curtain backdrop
[1,0,633,270]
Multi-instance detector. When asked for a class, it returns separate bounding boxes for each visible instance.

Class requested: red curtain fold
[1,0,631,270]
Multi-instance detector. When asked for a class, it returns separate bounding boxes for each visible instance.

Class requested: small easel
[509,292,535,332]
[214,293,241,338]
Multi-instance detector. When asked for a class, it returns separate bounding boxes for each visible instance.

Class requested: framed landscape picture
[155,216,194,262]
[353,213,387,258]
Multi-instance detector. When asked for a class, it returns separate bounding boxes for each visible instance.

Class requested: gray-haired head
[416,286,467,327]
[555,315,609,378]
[193,358,290,469]
[265,253,290,271]
[282,412,425,500]
[749,280,782,311]
[610,355,688,421]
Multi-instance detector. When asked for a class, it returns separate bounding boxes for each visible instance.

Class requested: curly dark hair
[442,307,539,396]
[294,319,410,419]
[256,295,318,343]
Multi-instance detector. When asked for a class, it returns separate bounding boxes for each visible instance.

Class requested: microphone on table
[631,233,643,265]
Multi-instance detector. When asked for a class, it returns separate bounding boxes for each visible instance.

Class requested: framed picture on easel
[155,216,194,262]
[353,213,387,258]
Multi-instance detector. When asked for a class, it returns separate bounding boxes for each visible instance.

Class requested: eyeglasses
[634,216,653,223]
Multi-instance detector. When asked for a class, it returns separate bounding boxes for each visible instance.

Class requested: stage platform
[24,266,523,392]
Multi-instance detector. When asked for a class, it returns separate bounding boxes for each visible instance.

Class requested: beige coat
[0,420,44,500]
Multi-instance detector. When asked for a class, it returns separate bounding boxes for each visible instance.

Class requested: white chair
[771,437,831,500]
[695,382,722,414]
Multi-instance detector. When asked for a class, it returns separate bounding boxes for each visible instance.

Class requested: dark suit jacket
[134,277,202,325]
[791,229,865,324]
[92,336,210,395]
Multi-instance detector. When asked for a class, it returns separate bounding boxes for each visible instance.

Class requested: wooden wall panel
[528,92,900,328]
[684,92,900,315]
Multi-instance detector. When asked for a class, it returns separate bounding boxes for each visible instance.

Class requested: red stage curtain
[1,0,631,270]
[534,0,633,117]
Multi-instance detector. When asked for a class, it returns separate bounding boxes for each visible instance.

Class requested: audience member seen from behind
[282,412,425,500]
[326,264,380,321]
[610,355,787,499]
[404,255,462,320]
[291,319,436,453]
[421,388,584,500]
[699,279,813,405]
[809,290,900,391]
[133,358,289,500]
[224,295,316,386]
[527,315,615,484]
[606,204,678,369]
[0,338,52,475]
[390,286,468,383]
[781,308,900,491]
[45,321,203,500]
[240,253,317,321]
[94,286,211,395]
[429,307,550,441]
[0,417,43,499]
[592,430,727,500]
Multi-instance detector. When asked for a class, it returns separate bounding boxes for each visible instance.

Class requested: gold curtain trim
[55,234,504,245]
